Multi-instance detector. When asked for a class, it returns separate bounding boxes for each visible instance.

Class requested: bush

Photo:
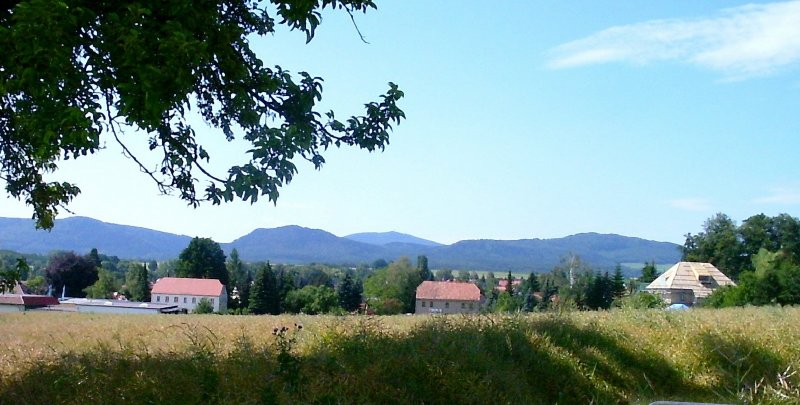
[613,292,665,309]
[194,298,214,314]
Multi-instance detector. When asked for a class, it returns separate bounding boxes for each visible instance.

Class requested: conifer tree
[417,255,432,281]
[338,272,363,312]
[127,263,150,302]
[526,272,540,293]
[249,263,280,315]
[641,261,659,283]
[505,271,514,295]
[612,264,626,299]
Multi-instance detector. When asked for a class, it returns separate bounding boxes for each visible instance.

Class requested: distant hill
[425,233,681,274]
[344,231,442,247]
[224,226,386,264]
[0,217,682,272]
[0,217,191,259]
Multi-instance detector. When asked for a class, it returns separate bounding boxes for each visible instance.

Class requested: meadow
[1,308,799,404]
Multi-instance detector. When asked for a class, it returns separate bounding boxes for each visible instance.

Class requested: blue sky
[2,0,799,245]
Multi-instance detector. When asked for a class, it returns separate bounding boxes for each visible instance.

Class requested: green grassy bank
[1,308,799,404]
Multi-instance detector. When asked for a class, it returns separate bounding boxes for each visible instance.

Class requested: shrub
[194,298,214,314]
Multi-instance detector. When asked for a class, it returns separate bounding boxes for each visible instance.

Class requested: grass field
[2,308,800,404]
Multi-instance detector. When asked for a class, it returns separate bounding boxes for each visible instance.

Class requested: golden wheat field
[1,307,799,404]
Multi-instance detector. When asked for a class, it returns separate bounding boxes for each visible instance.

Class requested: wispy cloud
[548,1,800,79]
[668,198,712,212]
[754,185,800,204]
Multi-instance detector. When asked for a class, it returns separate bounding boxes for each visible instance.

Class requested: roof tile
[151,277,225,296]
[416,281,481,301]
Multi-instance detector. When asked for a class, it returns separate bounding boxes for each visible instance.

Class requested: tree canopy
[0,0,404,229]
[176,237,228,287]
[249,263,280,315]
[44,251,98,298]
[683,213,800,279]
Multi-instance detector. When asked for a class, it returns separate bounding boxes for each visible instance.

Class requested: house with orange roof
[151,277,227,313]
[415,281,482,314]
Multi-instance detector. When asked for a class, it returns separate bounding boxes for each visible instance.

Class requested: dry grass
[1,307,799,404]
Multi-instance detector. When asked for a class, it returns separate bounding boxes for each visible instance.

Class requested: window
[445,302,449,309]
[469,303,474,309]
[192,297,196,304]
[183,297,187,303]
[173,296,178,303]
[461,302,465,309]
[210,298,215,306]
[156,296,160,302]
[422,301,426,307]
[699,275,714,288]
[165,296,169,302]
[429,301,433,307]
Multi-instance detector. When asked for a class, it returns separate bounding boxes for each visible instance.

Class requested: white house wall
[152,293,226,313]
[415,299,480,314]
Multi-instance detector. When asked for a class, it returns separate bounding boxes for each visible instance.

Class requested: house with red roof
[415,281,483,314]
[0,283,59,312]
[151,277,227,313]
[496,277,523,293]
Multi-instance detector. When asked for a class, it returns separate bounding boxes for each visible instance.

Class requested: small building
[415,281,482,314]
[645,262,736,306]
[496,277,523,293]
[151,277,227,313]
[0,293,59,313]
[58,298,182,314]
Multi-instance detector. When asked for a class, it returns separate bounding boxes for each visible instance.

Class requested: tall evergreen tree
[338,271,363,312]
[417,255,432,281]
[505,271,514,295]
[239,270,253,310]
[88,248,102,268]
[525,272,540,294]
[538,279,555,310]
[275,268,296,312]
[612,264,626,300]
[127,263,150,302]
[249,263,280,315]
[641,261,658,283]
[226,248,247,309]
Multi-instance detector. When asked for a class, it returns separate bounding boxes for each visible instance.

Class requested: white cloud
[754,185,800,204]
[548,1,800,79]
[668,198,712,212]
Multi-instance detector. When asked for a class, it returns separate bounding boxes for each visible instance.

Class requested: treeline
[684,213,800,307]
[7,236,665,315]
[1,248,154,301]
[476,257,661,313]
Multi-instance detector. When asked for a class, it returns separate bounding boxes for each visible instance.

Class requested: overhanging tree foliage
[0,0,404,230]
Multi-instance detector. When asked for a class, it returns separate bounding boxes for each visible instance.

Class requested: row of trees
[11,236,663,315]
[683,213,800,308]
[246,263,363,315]
[684,213,800,280]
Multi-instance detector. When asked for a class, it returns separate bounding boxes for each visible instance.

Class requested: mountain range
[0,216,682,273]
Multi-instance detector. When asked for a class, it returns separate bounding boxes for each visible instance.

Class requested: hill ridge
[0,216,681,272]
